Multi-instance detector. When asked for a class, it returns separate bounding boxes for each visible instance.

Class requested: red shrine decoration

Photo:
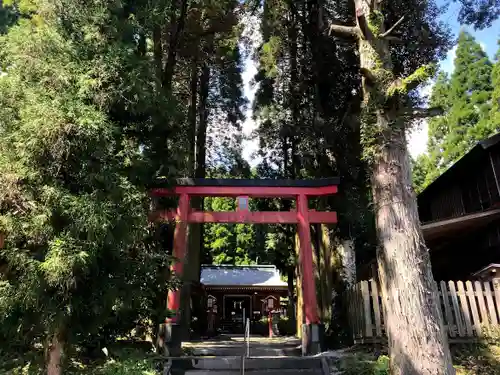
[150,178,339,327]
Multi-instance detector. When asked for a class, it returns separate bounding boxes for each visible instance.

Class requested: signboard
[237,196,249,211]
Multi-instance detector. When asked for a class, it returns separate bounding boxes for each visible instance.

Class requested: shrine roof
[200,265,287,288]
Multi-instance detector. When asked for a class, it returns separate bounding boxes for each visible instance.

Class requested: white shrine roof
[200,265,287,288]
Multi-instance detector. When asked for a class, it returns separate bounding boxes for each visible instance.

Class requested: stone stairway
[165,356,328,375]
[170,336,330,375]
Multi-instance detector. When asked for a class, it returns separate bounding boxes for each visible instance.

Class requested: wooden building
[418,133,500,280]
[200,265,288,333]
[360,133,500,281]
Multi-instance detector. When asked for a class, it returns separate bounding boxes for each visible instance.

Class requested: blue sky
[407,1,499,157]
[240,5,500,165]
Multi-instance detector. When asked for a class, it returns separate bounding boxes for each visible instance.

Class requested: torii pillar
[297,194,321,355]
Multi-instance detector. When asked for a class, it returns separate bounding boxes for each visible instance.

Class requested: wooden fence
[346,279,500,343]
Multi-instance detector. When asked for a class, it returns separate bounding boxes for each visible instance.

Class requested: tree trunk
[196,64,209,179]
[162,0,189,90]
[372,125,454,374]
[186,59,198,174]
[336,238,356,288]
[180,58,204,340]
[153,26,163,84]
[312,225,324,321]
[359,17,454,375]
[46,332,64,375]
[327,0,456,371]
[318,224,335,322]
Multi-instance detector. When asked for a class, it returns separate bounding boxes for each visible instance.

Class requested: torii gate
[150,177,339,354]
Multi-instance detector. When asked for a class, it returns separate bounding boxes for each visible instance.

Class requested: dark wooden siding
[411,138,500,280]
[429,185,464,220]
[430,220,500,280]
[419,147,500,224]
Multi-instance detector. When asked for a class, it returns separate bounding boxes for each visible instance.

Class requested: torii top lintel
[150,177,340,198]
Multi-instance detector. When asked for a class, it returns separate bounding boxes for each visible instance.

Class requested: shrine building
[200,264,288,333]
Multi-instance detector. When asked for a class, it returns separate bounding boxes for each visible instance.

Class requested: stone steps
[183,370,322,375]
[164,356,327,375]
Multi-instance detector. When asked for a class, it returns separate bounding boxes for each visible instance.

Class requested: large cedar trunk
[182,64,210,339]
[179,58,199,340]
[162,0,189,90]
[340,0,455,372]
[372,124,453,374]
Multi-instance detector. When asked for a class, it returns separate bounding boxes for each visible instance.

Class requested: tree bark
[328,0,455,372]
[196,64,209,179]
[153,26,163,84]
[186,58,198,175]
[180,58,202,340]
[46,332,64,375]
[181,63,210,340]
[357,2,454,372]
[312,225,324,320]
[336,239,356,288]
[372,125,454,374]
[318,223,335,322]
[162,0,189,91]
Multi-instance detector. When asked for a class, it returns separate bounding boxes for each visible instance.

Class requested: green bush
[452,343,500,375]
[0,346,159,375]
[251,318,268,336]
[277,317,296,336]
[339,354,389,375]
[88,358,157,375]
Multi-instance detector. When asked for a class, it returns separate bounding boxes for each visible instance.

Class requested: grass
[334,342,500,375]
[337,353,389,375]
[0,343,160,375]
[3,341,500,374]
[452,343,500,375]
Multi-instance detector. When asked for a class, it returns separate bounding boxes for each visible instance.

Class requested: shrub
[451,343,500,375]
[338,354,389,375]
[277,317,296,336]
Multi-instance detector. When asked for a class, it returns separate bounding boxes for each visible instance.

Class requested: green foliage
[413,32,497,191]
[490,40,500,131]
[367,10,385,35]
[338,354,389,375]
[260,36,281,78]
[456,0,500,30]
[443,31,494,163]
[387,64,436,98]
[0,0,182,363]
[411,154,432,193]
[252,0,378,280]
[0,346,159,375]
[452,343,500,375]
[0,0,251,363]
[85,358,157,375]
[276,316,295,336]
[202,161,269,266]
[204,196,258,265]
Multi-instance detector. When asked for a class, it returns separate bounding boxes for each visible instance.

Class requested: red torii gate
[150,177,339,354]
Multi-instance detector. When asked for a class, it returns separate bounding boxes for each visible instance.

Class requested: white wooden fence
[347,280,500,343]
